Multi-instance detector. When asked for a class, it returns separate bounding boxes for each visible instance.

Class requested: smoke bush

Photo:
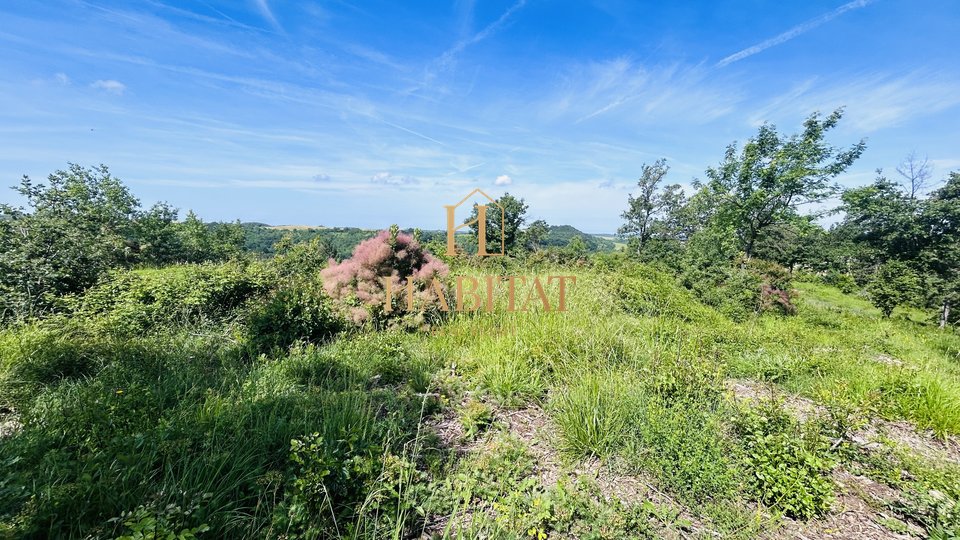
[320,226,448,325]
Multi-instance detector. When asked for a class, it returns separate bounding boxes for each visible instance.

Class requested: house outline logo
[444,188,505,257]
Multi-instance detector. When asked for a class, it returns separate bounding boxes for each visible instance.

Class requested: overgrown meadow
[2,111,959,539]
[1,242,959,538]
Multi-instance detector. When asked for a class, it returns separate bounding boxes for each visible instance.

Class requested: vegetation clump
[321,225,448,326]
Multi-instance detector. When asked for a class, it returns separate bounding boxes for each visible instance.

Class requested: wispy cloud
[253,0,282,31]
[749,72,960,132]
[436,0,526,71]
[716,0,875,67]
[54,72,71,85]
[411,0,526,93]
[543,58,740,125]
[90,79,126,95]
[371,172,419,185]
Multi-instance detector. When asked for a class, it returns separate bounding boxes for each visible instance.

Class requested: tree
[896,151,932,200]
[465,192,528,254]
[919,172,960,327]
[839,172,923,265]
[752,216,824,273]
[522,219,549,252]
[564,235,588,260]
[133,202,182,265]
[0,164,140,318]
[619,159,674,253]
[867,261,921,317]
[705,109,866,258]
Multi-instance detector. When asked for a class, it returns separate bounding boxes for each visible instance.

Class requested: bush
[70,262,269,334]
[245,277,343,354]
[867,261,922,317]
[821,270,858,294]
[321,225,448,327]
[734,402,835,519]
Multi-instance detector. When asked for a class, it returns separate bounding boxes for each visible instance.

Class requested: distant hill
[241,222,615,258]
[543,225,615,251]
[241,223,376,259]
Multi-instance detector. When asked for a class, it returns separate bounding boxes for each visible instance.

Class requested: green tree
[522,219,549,252]
[920,172,960,327]
[133,202,182,265]
[752,216,825,273]
[564,235,588,260]
[867,261,922,317]
[465,192,528,254]
[839,171,923,266]
[867,261,920,317]
[618,159,686,254]
[0,164,140,318]
[705,109,866,258]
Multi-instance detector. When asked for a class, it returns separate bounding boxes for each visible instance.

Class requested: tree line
[0,164,244,319]
[1,109,957,326]
[616,109,958,325]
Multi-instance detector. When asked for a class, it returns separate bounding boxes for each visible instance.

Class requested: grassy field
[1,259,959,538]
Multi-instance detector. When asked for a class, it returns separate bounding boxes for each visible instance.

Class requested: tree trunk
[941,301,951,329]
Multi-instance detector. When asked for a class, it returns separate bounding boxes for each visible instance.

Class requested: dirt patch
[769,470,921,540]
[872,354,903,367]
[0,408,20,439]
[500,404,707,538]
[727,379,960,465]
[426,402,706,538]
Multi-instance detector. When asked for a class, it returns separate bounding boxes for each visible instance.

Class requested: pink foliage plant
[321,226,449,325]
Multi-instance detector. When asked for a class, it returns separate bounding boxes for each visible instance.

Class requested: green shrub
[821,270,858,294]
[627,397,740,503]
[458,399,494,439]
[867,261,922,317]
[550,371,636,458]
[734,402,835,519]
[895,488,960,539]
[245,277,343,354]
[70,262,269,334]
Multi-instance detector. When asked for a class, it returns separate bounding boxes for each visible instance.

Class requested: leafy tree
[705,109,865,258]
[465,192,528,254]
[176,212,245,263]
[867,261,922,317]
[618,159,688,254]
[564,235,588,260]
[0,164,140,318]
[839,171,924,265]
[920,172,960,327]
[752,216,824,273]
[522,219,549,252]
[133,202,182,265]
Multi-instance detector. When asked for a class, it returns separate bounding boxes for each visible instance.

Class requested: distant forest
[241,222,615,259]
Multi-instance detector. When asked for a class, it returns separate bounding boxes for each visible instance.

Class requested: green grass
[2,259,960,538]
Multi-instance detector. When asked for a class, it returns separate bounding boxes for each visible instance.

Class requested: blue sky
[1,0,959,232]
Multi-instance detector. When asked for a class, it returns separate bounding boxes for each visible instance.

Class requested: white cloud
[494,174,512,185]
[253,0,282,31]
[312,173,331,182]
[371,171,418,185]
[436,0,526,71]
[717,0,875,67]
[544,58,740,125]
[90,79,126,95]
[749,72,960,132]
[54,72,70,85]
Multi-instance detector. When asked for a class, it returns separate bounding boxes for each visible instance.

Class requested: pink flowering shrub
[321,225,449,326]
